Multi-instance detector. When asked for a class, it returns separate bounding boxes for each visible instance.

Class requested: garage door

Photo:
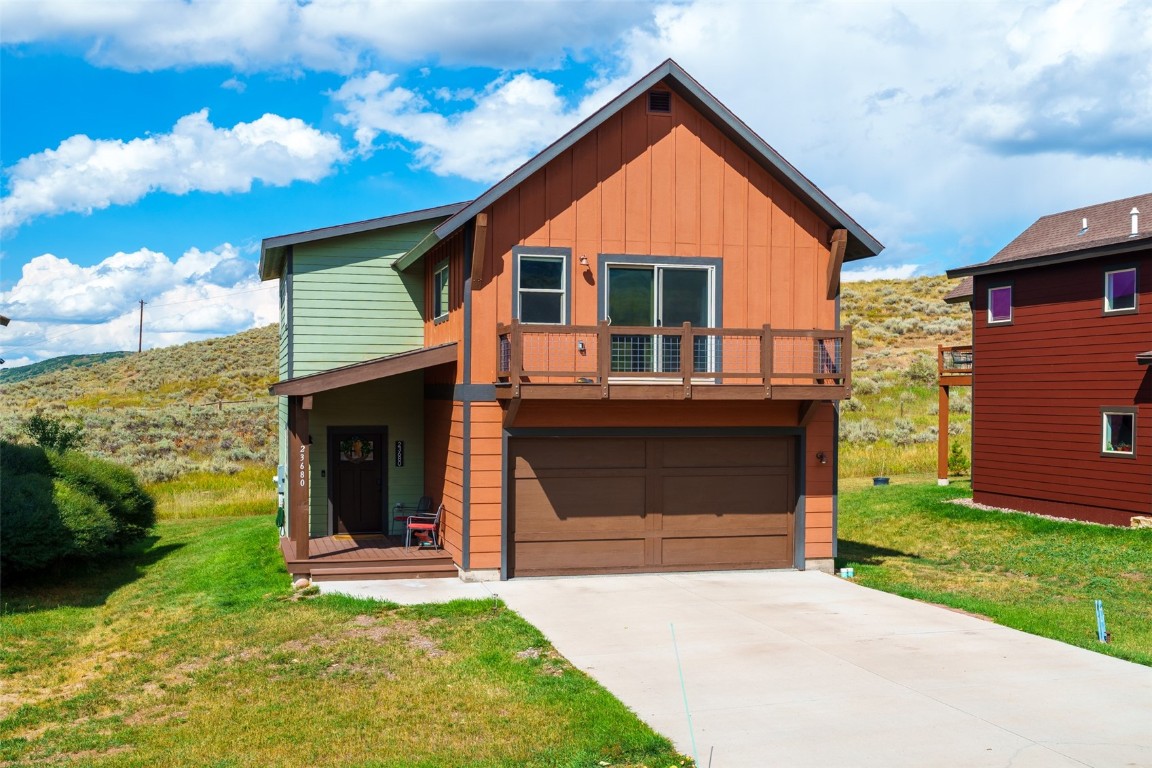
[510,435,795,577]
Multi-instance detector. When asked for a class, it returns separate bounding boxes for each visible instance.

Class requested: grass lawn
[838,479,1152,667]
[0,515,685,768]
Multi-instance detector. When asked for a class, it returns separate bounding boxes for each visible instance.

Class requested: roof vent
[1078,217,1088,236]
[1132,207,1140,237]
[647,90,671,114]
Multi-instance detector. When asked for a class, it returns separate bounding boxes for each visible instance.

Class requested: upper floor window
[1102,408,1136,457]
[433,259,449,321]
[988,285,1012,324]
[517,253,567,324]
[1105,268,1137,314]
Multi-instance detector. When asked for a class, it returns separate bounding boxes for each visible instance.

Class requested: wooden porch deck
[280,535,457,581]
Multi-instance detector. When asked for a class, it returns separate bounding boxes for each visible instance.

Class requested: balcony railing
[938,344,974,383]
[496,320,851,400]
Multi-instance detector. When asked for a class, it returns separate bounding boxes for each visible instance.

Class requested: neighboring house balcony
[496,320,851,401]
[938,344,974,387]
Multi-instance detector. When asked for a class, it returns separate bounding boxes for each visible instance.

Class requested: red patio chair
[405,503,443,550]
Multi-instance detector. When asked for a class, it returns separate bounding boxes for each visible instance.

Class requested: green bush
[948,440,971,475]
[0,441,155,577]
[20,413,84,452]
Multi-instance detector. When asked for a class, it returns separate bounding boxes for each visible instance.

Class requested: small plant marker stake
[670,623,700,767]
[1094,600,1108,643]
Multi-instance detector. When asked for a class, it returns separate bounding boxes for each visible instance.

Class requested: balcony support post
[761,324,773,398]
[680,321,693,399]
[509,319,522,398]
[597,320,611,398]
[937,384,950,486]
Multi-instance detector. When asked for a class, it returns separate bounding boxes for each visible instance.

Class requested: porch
[937,344,974,484]
[281,535,456,581]
[496,321,852,401]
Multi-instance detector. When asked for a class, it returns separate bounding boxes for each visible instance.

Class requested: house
[259,60,883,581]
[947,194,1152,526]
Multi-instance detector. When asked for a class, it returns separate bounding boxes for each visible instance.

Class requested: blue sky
[1,0,1150,366]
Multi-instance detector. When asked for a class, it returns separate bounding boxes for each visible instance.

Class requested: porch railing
[938,344,974,376]
[496,320,851,390]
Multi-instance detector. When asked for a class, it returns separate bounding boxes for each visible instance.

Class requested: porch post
[288,395,311,560]
[937,384,950,486]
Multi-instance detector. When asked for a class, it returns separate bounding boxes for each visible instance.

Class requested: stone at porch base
[805,558,835,574]
[458,567,501,582]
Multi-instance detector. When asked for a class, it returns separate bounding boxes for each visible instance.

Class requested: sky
[1,0,1149,367]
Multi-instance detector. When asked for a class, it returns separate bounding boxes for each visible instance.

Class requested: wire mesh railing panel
[610,334,654,373]
[773,335,843,377]
[943,347,973,371]
[497,334,511,373]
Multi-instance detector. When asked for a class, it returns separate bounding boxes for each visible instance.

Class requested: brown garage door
[510,435,795,576]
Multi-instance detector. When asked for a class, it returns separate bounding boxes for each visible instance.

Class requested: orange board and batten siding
[424,89,836,381]
[971,254,1152,525]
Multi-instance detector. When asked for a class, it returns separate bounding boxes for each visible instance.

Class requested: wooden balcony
[938,344,973,386]
[496,321,851,401]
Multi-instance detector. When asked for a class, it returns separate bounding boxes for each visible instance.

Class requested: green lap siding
[288,224,430,378]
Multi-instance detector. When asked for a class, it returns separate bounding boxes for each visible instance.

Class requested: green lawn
[0,516,685,768]
[838,480,1152,666]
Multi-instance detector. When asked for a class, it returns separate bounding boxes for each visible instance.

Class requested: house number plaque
[298,444,307,486]
[395,440,404,467]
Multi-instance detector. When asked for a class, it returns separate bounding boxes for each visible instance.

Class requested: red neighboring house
[947,193,1152,526]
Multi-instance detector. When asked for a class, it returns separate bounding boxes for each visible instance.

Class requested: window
[517,254,567,324]
[1105,268,1137,314]
[988,285,1012,324]
[1102,408,1136,456]
[433,259,449,321]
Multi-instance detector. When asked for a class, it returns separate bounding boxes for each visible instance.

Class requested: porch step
[307,561,458,582]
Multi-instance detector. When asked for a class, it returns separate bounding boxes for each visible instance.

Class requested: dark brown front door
[331,428,386,534]
[510,435,796,576]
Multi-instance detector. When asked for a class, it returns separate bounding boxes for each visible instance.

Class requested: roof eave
[259,202,470,280]
[947,236,1152,279]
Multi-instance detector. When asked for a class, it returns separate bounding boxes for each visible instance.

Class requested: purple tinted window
[1106,269,1136,311]
[989,286,1012,323]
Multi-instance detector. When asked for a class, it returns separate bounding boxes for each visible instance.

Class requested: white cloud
[221,76,246,93]
[0,244,277,365]
[842,265,921,283]
[333,71,596,183]
[1,110,345,229]
[0,0,650,73]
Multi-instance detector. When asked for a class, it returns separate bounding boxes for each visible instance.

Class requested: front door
[331,428,386,534]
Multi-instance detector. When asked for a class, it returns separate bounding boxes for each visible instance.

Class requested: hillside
[0,277,973,482]
[840,275,973,477]
[0,351,132,384]
[0,325,278,483]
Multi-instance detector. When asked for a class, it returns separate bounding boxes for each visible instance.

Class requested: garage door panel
[661,534,792,567]
[515,538,646,573]
[513,438,646,470]
[661,475,792,519]
[514,476,646,533]
[662,508,791,534]
[661,437,791,469]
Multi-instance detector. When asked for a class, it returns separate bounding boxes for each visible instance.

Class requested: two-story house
[260,60,883,581]
[947,194,1151,526]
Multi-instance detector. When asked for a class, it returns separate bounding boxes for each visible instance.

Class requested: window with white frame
[1102,408,1136,456]
[1105,268,1137,314]
[517,254,566,324]
[433,259,449,321]
[988,285,1012,324]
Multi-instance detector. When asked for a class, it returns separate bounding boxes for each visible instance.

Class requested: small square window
[1102,409,1135,456]
[988,285,1012,324]
[1105,268,1137,314]
[433,260,450,320]
[517,254,567,324]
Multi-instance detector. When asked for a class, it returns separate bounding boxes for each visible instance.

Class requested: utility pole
[138,300,146,353]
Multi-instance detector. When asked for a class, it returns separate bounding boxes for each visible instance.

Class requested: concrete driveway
[323,571,1152,768]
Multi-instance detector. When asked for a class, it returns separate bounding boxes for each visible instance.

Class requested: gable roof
[949,193,1152,280]
[393,59,882,272]
[259,202,469,280]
